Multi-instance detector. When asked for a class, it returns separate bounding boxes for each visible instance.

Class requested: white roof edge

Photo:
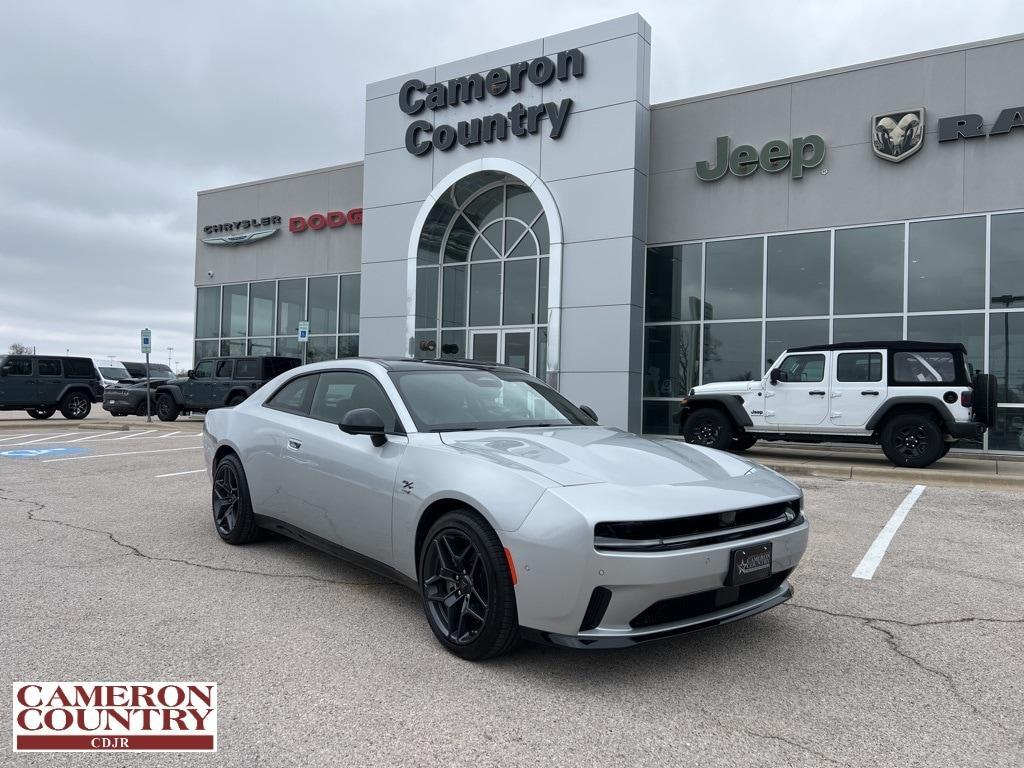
[197,160,364,196]
[652,30,1024,111]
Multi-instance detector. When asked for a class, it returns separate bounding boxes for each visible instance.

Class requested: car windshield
[390,369,593,432]
[98,365,130,380]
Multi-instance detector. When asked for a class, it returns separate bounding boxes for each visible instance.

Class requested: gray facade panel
[561,237,644,308]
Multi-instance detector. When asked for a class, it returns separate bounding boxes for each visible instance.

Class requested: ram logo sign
[872,108,925,163]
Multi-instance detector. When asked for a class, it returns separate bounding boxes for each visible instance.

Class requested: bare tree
[7,343,32,355]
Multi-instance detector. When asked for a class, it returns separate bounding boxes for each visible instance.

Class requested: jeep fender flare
[681,395,753,428]
[864,397,957,433]
[155,384,186,408]
[56,384,95,404]
[225,388,250,405]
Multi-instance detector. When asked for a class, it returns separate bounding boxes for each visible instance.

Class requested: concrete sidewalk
[0,412,204,433]
[744,442,1024,490]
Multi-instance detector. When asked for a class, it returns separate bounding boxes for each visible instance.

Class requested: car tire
[880,413,944,468]
[682,407,735,450]
[418,509,519,660]
[227,394,246,407]
[156,394,179,422]
[27,408,55,420]
[730,434,757,452]
[59,392,91,420]
[938,441,953,459]
[135,400,151,417]
[211,453,262,545]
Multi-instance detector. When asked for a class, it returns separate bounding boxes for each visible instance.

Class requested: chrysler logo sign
[201,210,362,246]
[201,229,279,247]
[872,108,925,162]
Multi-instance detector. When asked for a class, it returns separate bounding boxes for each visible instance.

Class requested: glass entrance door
[469,329,534,374]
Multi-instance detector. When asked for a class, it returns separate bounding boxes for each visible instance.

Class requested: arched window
[413,172,549,374]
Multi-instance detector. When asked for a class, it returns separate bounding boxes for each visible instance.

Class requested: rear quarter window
[235,360,259,379]
[63,358,96,378]
[893,351,956,384]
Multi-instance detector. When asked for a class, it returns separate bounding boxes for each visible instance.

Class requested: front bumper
[521,581,794,648]
[508,487,809,641]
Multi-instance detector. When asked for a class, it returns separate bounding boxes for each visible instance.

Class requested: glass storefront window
[340,274,360,334]
[469,263,500,326]
[989,407,1024,451]
[764,319,829,368]
[645,244,701,322]
[277,279,305,337]
[440,330,466,359]
[338,336,359,358]
[644,324,700,397]
[704,238,762,320]
[989,311,1024,402]
[442,264,468,327]
[416,268,438,328]
[538,258,549,324]
[247,338,273,356]
[642,400,677,436]
[194,340,218,361]
[703,322,761,383]
[767,232,829,317]
[503,258,537,325]
[833,315,903,344]
[249,281,275,337]
[306,336,336,363]
[834,224,904,315]
[196,286,220,338]
[907,313,984,376]
[276,336,301,359]
[220,339,245,356]
[990,213,1024,309]
[308,276,338,335]
[221,284,247,338]
[908,217,985,312]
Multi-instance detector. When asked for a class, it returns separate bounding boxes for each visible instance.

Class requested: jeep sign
[696,135,826,181]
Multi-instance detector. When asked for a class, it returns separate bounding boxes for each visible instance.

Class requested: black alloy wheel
[60,392,90,420]
[682,407,734,450]
[156,394,179,422]
[419,510,519,660]
[211,454,260,544]
[422,529,490,646]
[228,394,246,407]
[880,413,943,468]
[893,424,930,459]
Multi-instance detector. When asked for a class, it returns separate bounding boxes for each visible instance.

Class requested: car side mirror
[340,407,387,447]
[770,369,788,385]
[579,404,598,422]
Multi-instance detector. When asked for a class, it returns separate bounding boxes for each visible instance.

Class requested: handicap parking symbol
[0,446,88,459]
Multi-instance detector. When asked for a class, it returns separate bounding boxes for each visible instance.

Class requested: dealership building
[194,14,1024,452]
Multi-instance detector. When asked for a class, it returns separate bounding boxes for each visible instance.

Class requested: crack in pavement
[737,728,850,767]
[786,602,1021,740]
[0,489,395,589]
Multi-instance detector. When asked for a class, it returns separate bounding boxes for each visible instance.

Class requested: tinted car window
[836,352,883,383]
[266,374,318,414]
[235,360,259,379]
[38,359,62,376]
[4,357,32,376]
[264,357,301,377]
[64,358,95,378]
[778,354,825,382]
[215,360,234,378]
[893,351,956,384]
[311,372,400,431]
[194,361,215,379]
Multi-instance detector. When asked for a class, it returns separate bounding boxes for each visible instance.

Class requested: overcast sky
[2,1,1023,369]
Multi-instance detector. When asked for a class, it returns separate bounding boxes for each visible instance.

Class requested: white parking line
[154,468,206,478]
[852,484,927,580]
[156,431,180,439]
[41,446,202,463]
[13,433,79,445]
[112,429,158,440]
[64,431,120,443]
[0,434,35,443]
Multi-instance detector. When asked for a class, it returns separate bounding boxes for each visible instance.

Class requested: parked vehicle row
[0,355,104,419]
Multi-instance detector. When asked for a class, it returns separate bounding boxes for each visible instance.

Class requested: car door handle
[809,390,826,396]
[286,438,302,451]
[861,390,879,396]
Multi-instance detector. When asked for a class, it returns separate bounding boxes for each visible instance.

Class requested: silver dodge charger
[203,358,809,659]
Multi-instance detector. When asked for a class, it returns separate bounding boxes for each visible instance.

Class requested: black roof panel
[785,340,968,354]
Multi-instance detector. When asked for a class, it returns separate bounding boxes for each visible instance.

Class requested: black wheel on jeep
[682,407,735,450]
[156,394,179,422]
[880,413,944,468]
[59,392,91,420]
[27,408,55,420]
[227,394,246,407]
[972,373,997,427]
[938,441,953,459]
[731,434,757,452]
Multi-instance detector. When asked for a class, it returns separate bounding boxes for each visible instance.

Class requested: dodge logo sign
[872,108,925,162]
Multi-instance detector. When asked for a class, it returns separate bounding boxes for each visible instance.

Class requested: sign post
[297,321,310,365]
[141,328,152,423]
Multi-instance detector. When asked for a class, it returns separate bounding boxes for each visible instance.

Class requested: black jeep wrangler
[153,356,300,422]
[0,355,104,420]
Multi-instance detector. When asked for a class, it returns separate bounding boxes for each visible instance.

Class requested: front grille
[594,500,801,552]
[629,570,791,629]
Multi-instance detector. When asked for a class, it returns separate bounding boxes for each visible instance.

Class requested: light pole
[166,346,174,369]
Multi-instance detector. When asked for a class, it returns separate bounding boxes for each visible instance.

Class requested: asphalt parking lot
[1,428,1022,767]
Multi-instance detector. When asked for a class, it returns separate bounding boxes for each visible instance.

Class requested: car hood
[692,380,761,395]
[437,426,785,490]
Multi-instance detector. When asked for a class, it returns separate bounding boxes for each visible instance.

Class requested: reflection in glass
[247,338,273,357]
[538,258,549,324]
[703,322,762,383]
[442,265,468,327]
[444,215,476,263]
[989,407,1024,451]
[642,400,676,435]
[469,263,500,326]
[644,325,700,397]
[222,284,247,337]
[989,312,1024,403]
[416,268,438,328]
[764,319,829,367]
[646,244,702,322]
[339,274,360,334]
[277,279,305,337]
[991,213,1024,308]
[767,232,829,317]
[194,340,219,361]
[308,276,338,335]
[504,332,532,371]
[503,259,536,325]
[506,184,542,223]
[306,336,336,363]
[276,336,301,359]
[338,336,359,358]
[908,217,985,311]
[440,330,465,360]
[705,238,763,320]
[907,313,984,376]
[834,224,904,314]
[833,316,903,344]
[249,281,275,337]
[196,286,221,338]
[472,332,498,363]
[220,339,245,356]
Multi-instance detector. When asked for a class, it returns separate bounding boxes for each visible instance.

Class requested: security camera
[207,270,214,278]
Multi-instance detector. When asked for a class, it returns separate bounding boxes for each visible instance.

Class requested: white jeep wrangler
[678,341,996,468]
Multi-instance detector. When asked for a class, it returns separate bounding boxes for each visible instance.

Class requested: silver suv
[678,341,996,468]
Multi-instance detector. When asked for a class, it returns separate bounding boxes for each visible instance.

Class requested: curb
[764,459,1024,491]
